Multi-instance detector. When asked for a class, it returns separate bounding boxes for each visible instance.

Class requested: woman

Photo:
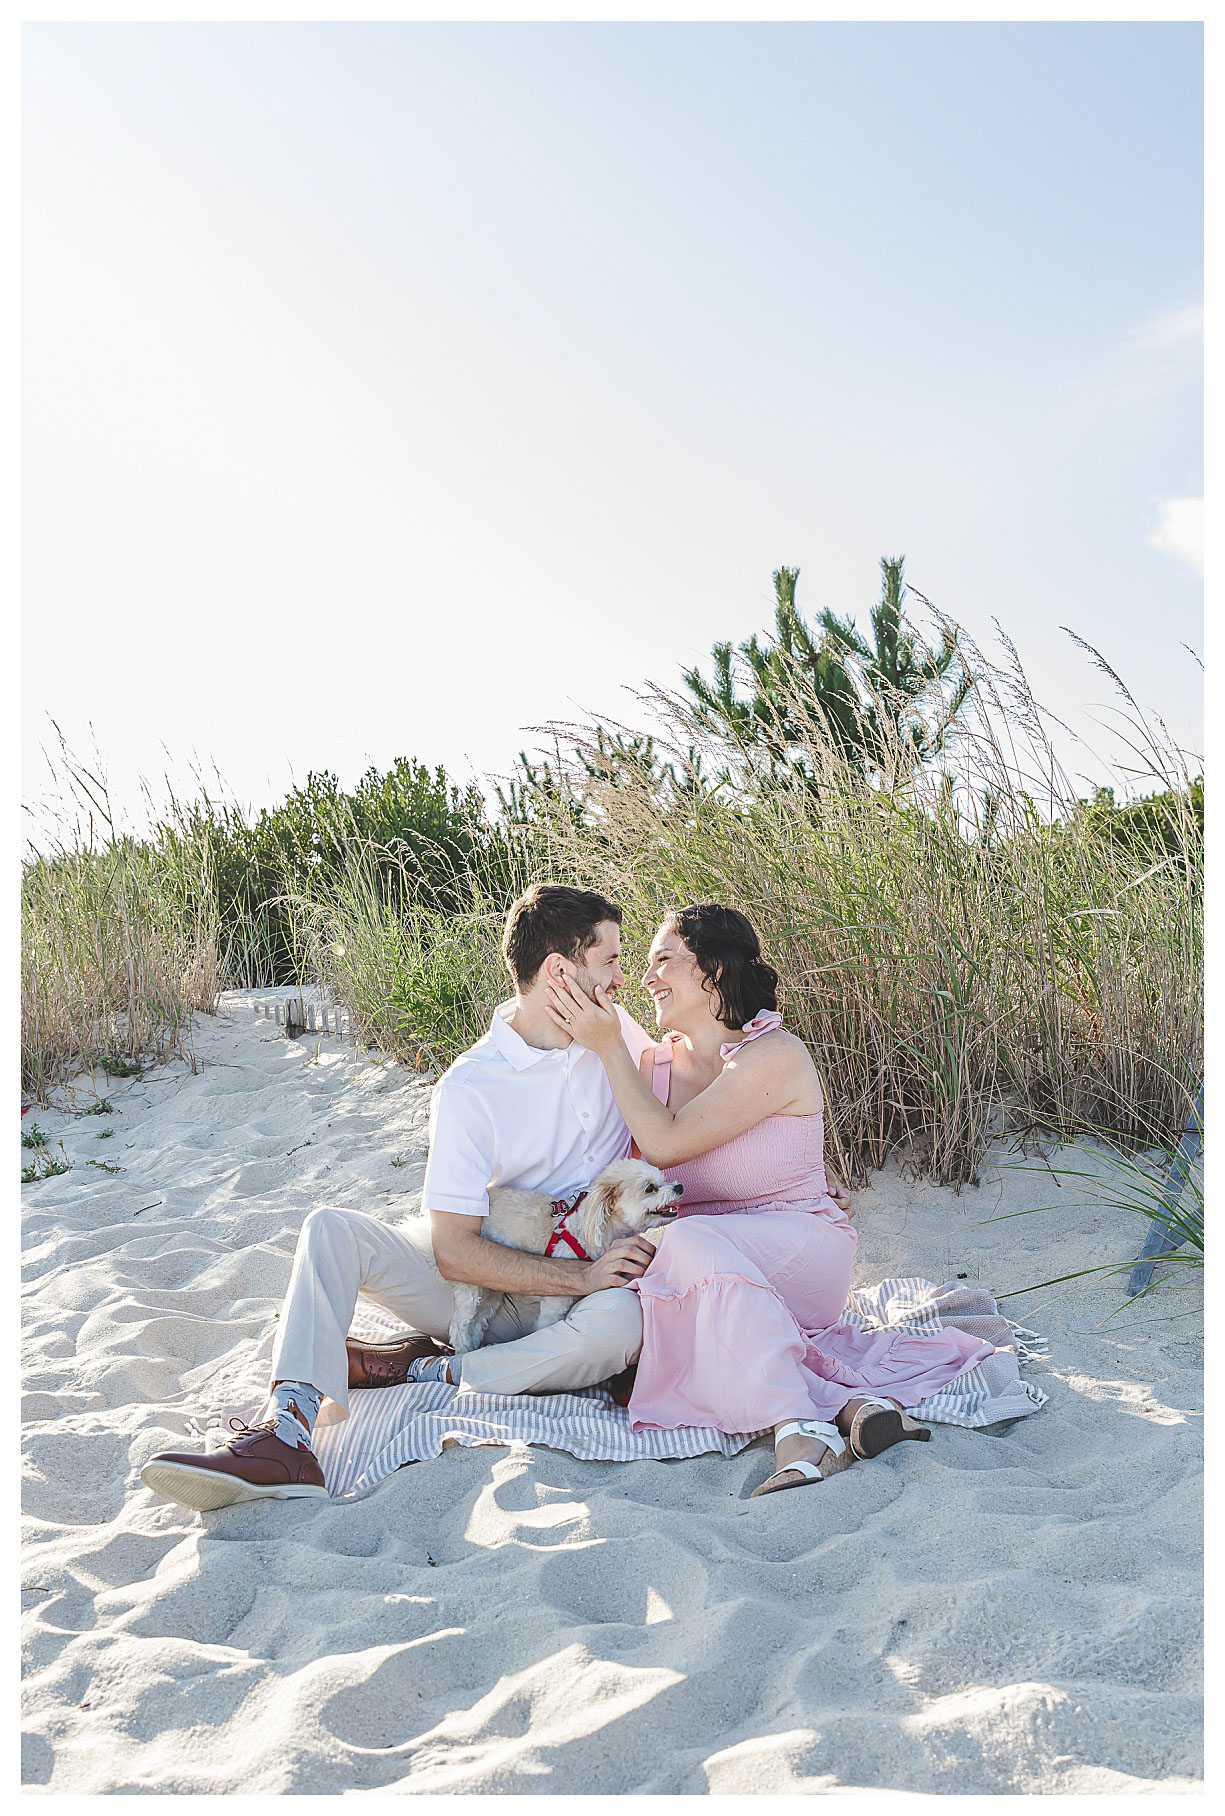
[545,903,994,1495]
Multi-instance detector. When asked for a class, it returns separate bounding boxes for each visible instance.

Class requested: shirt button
[581,1111,590,1121]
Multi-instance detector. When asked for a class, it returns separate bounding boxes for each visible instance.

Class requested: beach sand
[21,994,1203,1793]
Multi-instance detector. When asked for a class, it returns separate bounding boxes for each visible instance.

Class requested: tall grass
[287,841,522,1073]
[494,625,1201,1186]
[992,1119,1204,1307]
[151,758,514,990]
[22,625,1200,1194]
[21,753,221,1102]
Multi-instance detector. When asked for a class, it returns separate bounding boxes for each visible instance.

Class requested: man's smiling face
[568,919,626,1001]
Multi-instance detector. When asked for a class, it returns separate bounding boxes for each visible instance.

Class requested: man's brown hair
[501,883,622,989]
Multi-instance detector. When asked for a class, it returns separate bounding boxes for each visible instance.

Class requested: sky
[22,22,1203,840]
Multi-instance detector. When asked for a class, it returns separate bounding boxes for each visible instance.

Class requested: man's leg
[270,1206,455,1417]
[456,1287,642,1397]
[141,1208,457,1510]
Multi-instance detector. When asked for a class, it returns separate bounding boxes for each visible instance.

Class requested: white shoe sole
[140,1460,328,1513]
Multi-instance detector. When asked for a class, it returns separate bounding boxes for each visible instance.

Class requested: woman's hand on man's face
[543,972,623,1053]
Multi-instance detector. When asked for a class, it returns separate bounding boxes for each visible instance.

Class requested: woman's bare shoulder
[727,1028,814,1075]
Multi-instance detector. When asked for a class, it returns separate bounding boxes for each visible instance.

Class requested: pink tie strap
[720,1009,784,1058]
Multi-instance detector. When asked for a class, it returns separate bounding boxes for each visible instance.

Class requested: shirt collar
[487,1001,579,1071]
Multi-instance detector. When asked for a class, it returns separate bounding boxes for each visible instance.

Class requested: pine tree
[814,556,973,774]
[683,557,973,783]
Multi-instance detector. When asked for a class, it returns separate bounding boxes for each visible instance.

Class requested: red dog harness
[545,1191,590,1261]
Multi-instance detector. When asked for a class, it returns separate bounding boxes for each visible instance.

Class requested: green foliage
[496,731,719,865]
[22,1123,49,1150]
[22,1147,70,1183]
[21,572,1200,1199]
[22,757,219,1101]
[289,841,515,1074]
[83,1099,114,1116]
[1074,777,1203,860]
[992,1106,1203,1305]
[505,616,1201,1185]
[158,758,516,988]
[494,751,582,832]
[683,558,974,784]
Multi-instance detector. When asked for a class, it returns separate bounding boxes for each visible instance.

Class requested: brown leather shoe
[140,1420,328,1512]
[604,1362,638,1407]
[346,1332,451,1389]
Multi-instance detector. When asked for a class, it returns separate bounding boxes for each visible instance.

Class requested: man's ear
[542,952,570,983]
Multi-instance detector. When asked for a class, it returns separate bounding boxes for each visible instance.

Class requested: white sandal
[845,1395,931,1461]
[749,1418,853,1497]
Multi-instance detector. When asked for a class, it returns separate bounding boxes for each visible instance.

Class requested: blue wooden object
[1127,1084,1204,1297]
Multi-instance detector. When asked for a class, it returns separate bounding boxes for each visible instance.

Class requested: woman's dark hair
[663,903,779,1031]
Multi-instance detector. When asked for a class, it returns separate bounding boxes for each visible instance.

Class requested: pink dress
[628,1013,994,1434]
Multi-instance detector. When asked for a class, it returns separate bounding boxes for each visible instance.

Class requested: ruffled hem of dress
[628,1410,769,1438]
[630,1268,997,1432]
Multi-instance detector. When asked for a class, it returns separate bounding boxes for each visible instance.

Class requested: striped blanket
[205,1279,1048,1501]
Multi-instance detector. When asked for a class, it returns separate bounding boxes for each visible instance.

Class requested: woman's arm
[544,978,807,1167]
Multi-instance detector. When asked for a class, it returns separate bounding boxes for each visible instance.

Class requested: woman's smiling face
[641,924,707,1027]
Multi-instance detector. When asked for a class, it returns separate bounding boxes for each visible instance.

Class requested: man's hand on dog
[585,1233,659,1290]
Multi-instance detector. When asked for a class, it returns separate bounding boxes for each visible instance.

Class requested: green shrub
[157,759,517,988]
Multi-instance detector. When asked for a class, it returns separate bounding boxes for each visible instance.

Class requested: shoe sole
[851,1409,931,1460]
[750,1440,856,1496]
[140,1461,328,1513]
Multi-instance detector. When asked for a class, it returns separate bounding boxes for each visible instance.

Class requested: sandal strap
[852,1396,898,1414]
[774,1418,846,1458]
[768,1459,825,1484]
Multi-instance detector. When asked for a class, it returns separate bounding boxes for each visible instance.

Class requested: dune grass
[22,625,1200,1199]
[285,839,522,1075]
[21,751,221,1102]
[988,1091,1204,1308]
[490,626,1201,1186]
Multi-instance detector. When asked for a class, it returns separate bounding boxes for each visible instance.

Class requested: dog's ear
[580,1175,623,1254]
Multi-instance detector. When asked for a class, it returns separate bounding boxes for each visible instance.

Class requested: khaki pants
[269,1206,642,1419]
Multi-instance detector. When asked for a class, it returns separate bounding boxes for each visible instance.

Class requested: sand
[21,992,1203,1793]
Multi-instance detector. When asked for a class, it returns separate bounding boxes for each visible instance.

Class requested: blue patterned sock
[405,1354,461,1385]
[265,1380,323,1449]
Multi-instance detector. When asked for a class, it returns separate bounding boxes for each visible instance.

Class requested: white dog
[448,1157,684,1354]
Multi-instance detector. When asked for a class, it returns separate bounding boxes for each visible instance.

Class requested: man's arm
[430,1212,655,1296]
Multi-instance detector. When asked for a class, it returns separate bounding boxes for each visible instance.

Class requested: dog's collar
[545,1191,590,1261]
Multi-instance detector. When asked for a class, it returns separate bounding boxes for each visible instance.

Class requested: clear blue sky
[23,23,1203,833]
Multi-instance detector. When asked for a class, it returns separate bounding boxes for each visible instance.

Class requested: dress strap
[631,1044,673,1159]
[646,1044,673,1104]
[719,1008,784,1059]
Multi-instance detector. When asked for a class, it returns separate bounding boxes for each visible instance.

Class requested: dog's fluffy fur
[448,1157,683,1354]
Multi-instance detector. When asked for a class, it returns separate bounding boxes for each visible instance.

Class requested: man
[141,885,661,1511]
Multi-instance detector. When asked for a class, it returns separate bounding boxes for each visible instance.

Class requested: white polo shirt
[422,1001,655,1217]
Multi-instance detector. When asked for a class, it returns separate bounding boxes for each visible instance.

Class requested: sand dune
[21,994,1202,1793]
